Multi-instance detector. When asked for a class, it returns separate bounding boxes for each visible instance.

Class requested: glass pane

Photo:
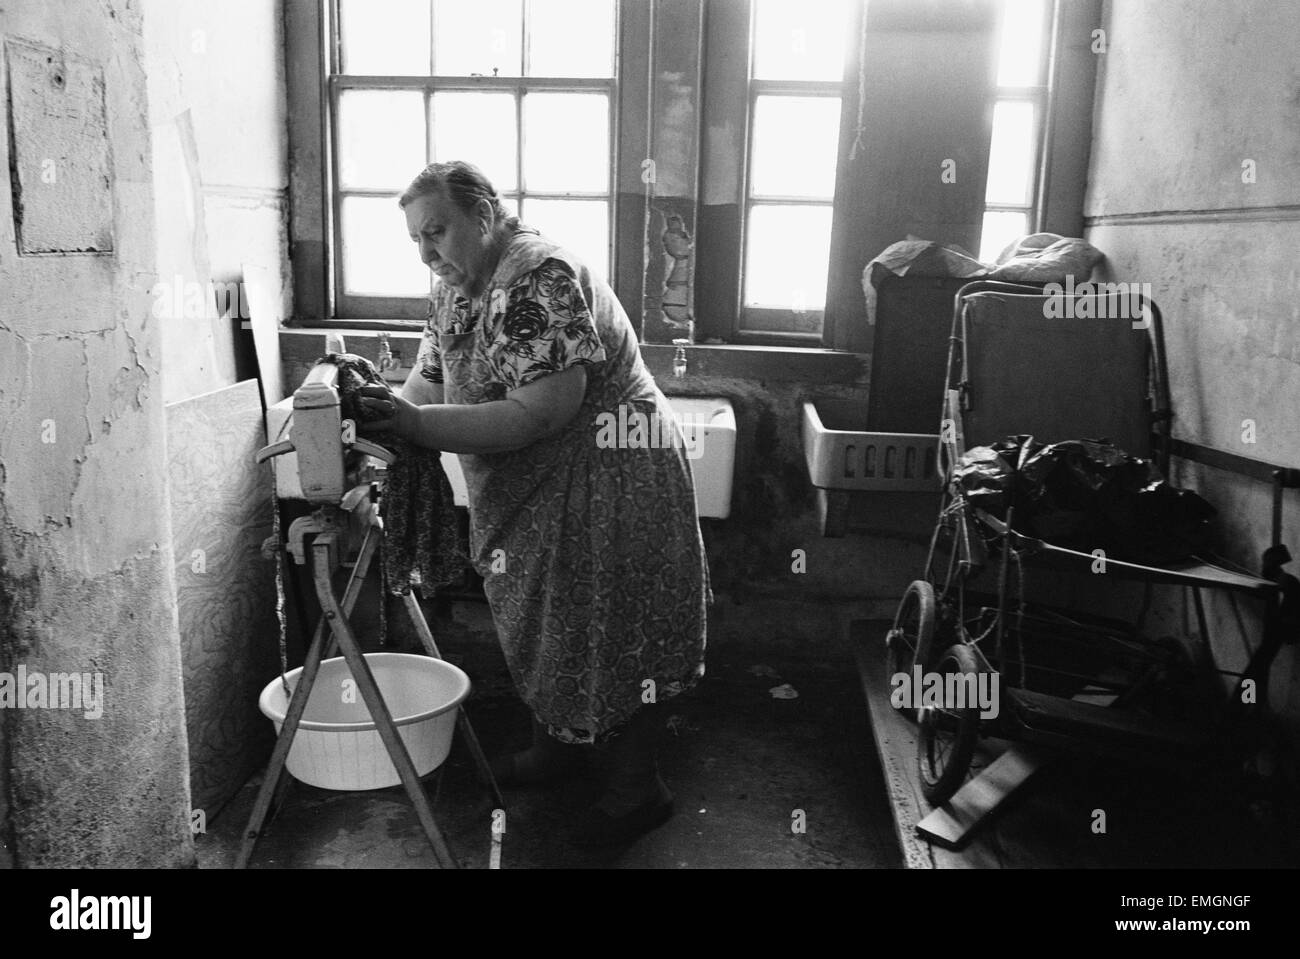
[434,0,523,76]
[523,93,609,192]
[520,198,609,281]
[338,90,426,190]
[997,0,1047,87]
[984,99,1036,205]
[753,0,852,81]
[342,196,433,296]
[750,95,841,199]
[978,210,1029,263]
[340,0,430,76]
[431,93,518,192]
[743,204,833,309]
[527,0,615,77]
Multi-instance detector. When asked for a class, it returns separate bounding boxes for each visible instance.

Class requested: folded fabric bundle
[319,352,469,596]
[986,233,1104,284]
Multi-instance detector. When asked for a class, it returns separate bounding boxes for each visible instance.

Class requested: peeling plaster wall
[0,0,194,866]
[1085,0,1300,730]
[143,0,289,405]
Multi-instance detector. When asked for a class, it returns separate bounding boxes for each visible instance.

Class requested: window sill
[279,326,869,387]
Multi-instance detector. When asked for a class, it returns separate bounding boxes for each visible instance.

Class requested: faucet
[672,338,690,378]
[376,333,400,374]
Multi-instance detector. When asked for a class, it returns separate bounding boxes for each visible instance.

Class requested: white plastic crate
[802,400,941,492]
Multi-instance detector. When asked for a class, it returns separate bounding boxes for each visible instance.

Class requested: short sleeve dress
[417,222,709,743]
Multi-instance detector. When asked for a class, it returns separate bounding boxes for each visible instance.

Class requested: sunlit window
[741,0,852,337]
[978,0,1050,263]
[333,0,617,306]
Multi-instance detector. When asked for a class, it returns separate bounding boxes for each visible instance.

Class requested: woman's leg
[570,704,673,845]
[489,712,586,786]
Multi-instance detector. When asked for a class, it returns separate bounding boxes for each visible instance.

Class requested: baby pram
[885,280,1287,811]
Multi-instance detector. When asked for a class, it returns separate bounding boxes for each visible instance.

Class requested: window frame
[286,0,1090,349]
[312,0,628,325]
[696,0,864,348]
[978,0,1057,259]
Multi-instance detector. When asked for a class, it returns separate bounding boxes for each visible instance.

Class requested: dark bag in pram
[955,436,1215,565]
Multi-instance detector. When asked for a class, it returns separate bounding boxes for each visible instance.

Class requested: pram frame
[888,279,1282,809]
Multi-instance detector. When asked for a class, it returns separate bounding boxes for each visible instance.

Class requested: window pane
[431,93,518,192]
[338,90,426,190]
[523,93,609,192]
[433,0,523,77]
[743,204,832,309]
[527,0,615,78]
[978,210,1029,263]
[341,196,432,296]
[753,0,851,81]
[750,96,841,199]
[340,0,430,76]
[997,0,1047,87]
[520,198,609,281]
[984,99,1036,205]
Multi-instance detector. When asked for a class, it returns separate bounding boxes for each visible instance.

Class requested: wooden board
[915,745,1047,849]
[167,380,280,818]
[242,261,285,415]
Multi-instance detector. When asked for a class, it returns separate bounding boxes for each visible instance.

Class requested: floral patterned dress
[415,222,709,743]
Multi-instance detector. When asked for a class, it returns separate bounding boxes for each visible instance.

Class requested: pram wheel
[886,581,937,720]
[917,643,981,805]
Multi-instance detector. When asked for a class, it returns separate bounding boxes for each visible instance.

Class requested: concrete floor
[196,597,903,869]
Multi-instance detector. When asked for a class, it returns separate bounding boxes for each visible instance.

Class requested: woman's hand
[356,385,420,440]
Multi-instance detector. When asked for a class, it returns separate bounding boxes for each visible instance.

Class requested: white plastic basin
[258,652,470,791]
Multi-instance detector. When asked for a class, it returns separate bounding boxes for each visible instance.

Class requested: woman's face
[404,188,493,296]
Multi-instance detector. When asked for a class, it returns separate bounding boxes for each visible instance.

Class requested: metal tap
[376,333,400,374]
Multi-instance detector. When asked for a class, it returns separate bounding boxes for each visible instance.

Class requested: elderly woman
[359,160,709,846]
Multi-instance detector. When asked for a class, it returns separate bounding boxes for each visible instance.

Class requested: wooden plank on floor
[915,745,1048,849]
[850,619,935,869]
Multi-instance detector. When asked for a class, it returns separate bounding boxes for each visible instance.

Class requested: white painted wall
[1085,0,1300,729]
[143,0,289,404]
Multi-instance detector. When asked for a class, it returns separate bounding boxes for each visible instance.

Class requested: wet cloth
[416,222,709,743]
[319,352,468,596]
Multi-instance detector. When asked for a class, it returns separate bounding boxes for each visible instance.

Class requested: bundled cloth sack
[986,233,1104,284]
[860,233,1106,326]
[954,435,1215,565]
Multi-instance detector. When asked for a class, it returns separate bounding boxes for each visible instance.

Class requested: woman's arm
[361,365,587,454]
[399,361,444,406]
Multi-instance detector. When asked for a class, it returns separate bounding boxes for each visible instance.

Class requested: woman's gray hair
[398,160,509,222]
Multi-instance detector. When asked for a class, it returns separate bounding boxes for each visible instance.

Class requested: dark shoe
[489,716,586,787]
[567,794,675,847]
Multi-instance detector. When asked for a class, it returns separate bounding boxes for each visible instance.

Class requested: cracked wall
[0,0,195,867]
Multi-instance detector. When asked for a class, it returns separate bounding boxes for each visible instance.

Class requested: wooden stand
[235,503,503,869]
